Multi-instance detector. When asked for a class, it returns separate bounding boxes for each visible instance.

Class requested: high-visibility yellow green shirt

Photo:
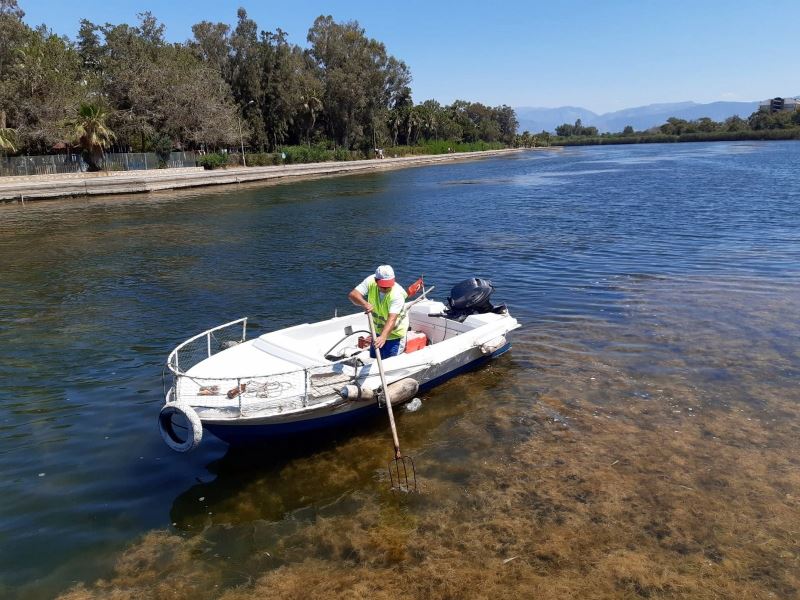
[366,277,408,340]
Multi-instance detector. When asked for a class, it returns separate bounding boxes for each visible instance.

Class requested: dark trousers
[369,337,403,359]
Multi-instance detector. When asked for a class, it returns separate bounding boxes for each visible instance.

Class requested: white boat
[158,279,520,452]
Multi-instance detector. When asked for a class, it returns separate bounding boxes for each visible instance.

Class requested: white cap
[374,265,395,287]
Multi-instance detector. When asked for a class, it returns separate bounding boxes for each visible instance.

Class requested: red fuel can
[405,330,427,353]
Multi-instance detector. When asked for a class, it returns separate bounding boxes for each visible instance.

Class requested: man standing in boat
[348,265,409,359]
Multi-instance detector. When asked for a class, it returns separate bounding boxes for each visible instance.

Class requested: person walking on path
[348,265,408,358]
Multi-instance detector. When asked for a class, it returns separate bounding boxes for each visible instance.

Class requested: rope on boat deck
[253,380,294,398]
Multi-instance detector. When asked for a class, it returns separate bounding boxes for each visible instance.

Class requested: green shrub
[333,148,352,161]
[384,140,505,156]
[211,140,507,170]
[278,144,338,163]
[198,153,229,170]
[151,134,172,167]
[243,152,275,167]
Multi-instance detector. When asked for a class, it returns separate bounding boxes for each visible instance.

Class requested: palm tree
[0,128,16,154]
[68,103,115,171]
[300,94,322,147]
[387,109,403,146]
[406,107,423,146]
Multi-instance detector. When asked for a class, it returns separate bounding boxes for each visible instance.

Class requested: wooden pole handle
[367,312,402,457]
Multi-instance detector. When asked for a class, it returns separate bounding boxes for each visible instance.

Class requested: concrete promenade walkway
[0,148,533,202]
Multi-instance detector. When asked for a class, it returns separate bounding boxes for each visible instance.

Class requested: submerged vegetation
[55,278,800,600]
[0,1,518,161]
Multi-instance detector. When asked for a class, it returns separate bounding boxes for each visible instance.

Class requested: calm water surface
[1,142,799,599]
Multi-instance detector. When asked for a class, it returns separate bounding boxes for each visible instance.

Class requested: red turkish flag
[406,277,424,297]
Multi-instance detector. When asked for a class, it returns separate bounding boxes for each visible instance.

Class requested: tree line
[0,1,518,164]
[551,109,800,146]
[554,119,598,137]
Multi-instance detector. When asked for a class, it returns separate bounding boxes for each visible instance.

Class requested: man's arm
[348,289,372,313]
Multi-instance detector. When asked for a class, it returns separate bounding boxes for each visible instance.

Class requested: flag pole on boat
[366,311,417,493]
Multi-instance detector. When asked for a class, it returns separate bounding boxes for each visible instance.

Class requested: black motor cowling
[445,278,505,321]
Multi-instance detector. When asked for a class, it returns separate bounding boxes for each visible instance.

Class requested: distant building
[759,97,800,113]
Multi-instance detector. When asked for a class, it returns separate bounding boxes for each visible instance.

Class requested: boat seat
[253,332,325,368]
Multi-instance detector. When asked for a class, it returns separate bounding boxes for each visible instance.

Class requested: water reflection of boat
[158,278,520,452]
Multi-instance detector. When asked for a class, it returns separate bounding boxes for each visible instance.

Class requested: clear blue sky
[20,0,799,114]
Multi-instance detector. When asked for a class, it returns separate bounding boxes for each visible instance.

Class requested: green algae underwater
[58,274,800,600]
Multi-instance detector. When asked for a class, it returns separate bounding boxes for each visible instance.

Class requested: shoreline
[0,148,543,203]
[552,132,800,147]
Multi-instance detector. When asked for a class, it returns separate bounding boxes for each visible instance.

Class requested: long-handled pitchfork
[366,312,417,493]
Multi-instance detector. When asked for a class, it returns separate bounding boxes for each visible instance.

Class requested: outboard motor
[444,277,507,321]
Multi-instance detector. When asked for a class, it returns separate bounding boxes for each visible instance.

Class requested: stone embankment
[0,148,538,202]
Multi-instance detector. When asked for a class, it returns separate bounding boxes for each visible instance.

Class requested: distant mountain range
[514,99,783,133]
